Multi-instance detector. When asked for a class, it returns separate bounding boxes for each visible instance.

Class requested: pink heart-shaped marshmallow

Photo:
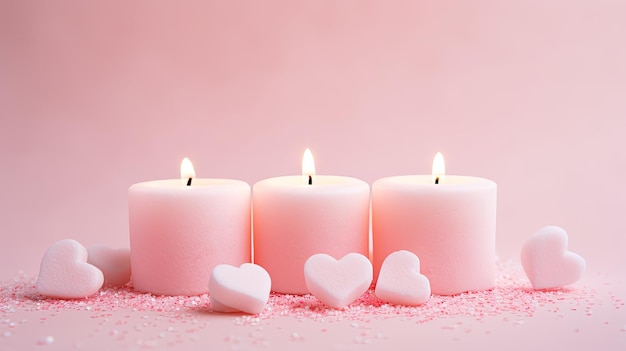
[375,250,431,306]
[304,253,372,309]
[36,239,104,298]
[209,263,271,314]
[87,245,131,287]
[521,226,586,290]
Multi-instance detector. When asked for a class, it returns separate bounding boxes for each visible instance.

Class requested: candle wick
[435,177,439,185]
[187,178,192,186]
[308,175,312,185]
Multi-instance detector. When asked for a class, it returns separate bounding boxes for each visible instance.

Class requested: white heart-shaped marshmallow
[36,239,104,299]
[521,226,586,290]
[209,263,271,314]
[304,253,372,309]
[375,250,431,305]
[87,245,131,287]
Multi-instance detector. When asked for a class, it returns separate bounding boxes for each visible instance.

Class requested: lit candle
[129,158,251,296]
[253,149,370,294]
[372,153,497,295]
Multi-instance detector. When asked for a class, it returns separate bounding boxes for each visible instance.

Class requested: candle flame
[432,152,445,184]
[302,148,316,177]
[180,157,196,181]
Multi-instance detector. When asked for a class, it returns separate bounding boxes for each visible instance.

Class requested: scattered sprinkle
[0,259,619,346]
[37,336,54,345]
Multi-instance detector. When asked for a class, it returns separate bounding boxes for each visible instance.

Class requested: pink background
[2,0,626,287]
[1,1,625,350]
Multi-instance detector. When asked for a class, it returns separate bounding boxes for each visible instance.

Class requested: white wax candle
[253,149,370,294]
[372,153,497,295]
[129,158,251,296]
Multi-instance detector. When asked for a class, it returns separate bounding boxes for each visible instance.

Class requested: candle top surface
[373,175,496,190]
[129,178,250,193]
[255,175,367,186]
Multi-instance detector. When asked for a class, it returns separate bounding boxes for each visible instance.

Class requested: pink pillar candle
[253,149,370,294]
[129,158,251,296]
[372,153,497,295]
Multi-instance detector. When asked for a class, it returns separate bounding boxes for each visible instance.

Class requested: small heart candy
[521,226,586,290]
[304,253,372,309]
[209,263,271,314]
[36,239,104,298]
[87,245,131,287]
[375,250,431,306]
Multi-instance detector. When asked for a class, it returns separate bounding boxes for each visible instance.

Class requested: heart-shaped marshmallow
[36,239,104,298]
[304,253,372,309]
[209,263,271,314]
[87,245,131,287]
[375,250,431,306]
[521,226,585,290]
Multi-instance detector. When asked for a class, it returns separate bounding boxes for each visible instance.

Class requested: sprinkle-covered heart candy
[521,225,585,290]
[375,250,431,306]
[304,253,372,309]
[36,239,104,299]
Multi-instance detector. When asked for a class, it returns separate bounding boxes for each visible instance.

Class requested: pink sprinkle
[0,259,609,333]
[37,336,54,345]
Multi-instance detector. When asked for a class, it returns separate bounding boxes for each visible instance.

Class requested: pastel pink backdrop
[1,0,625,280]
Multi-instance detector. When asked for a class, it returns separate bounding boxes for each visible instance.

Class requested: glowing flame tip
[180,157,196,181]
[432,152,445,183]
[302,148,315,176]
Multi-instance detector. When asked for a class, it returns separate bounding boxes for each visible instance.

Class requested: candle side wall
[253,176,370,294]
[129,181,251,295]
